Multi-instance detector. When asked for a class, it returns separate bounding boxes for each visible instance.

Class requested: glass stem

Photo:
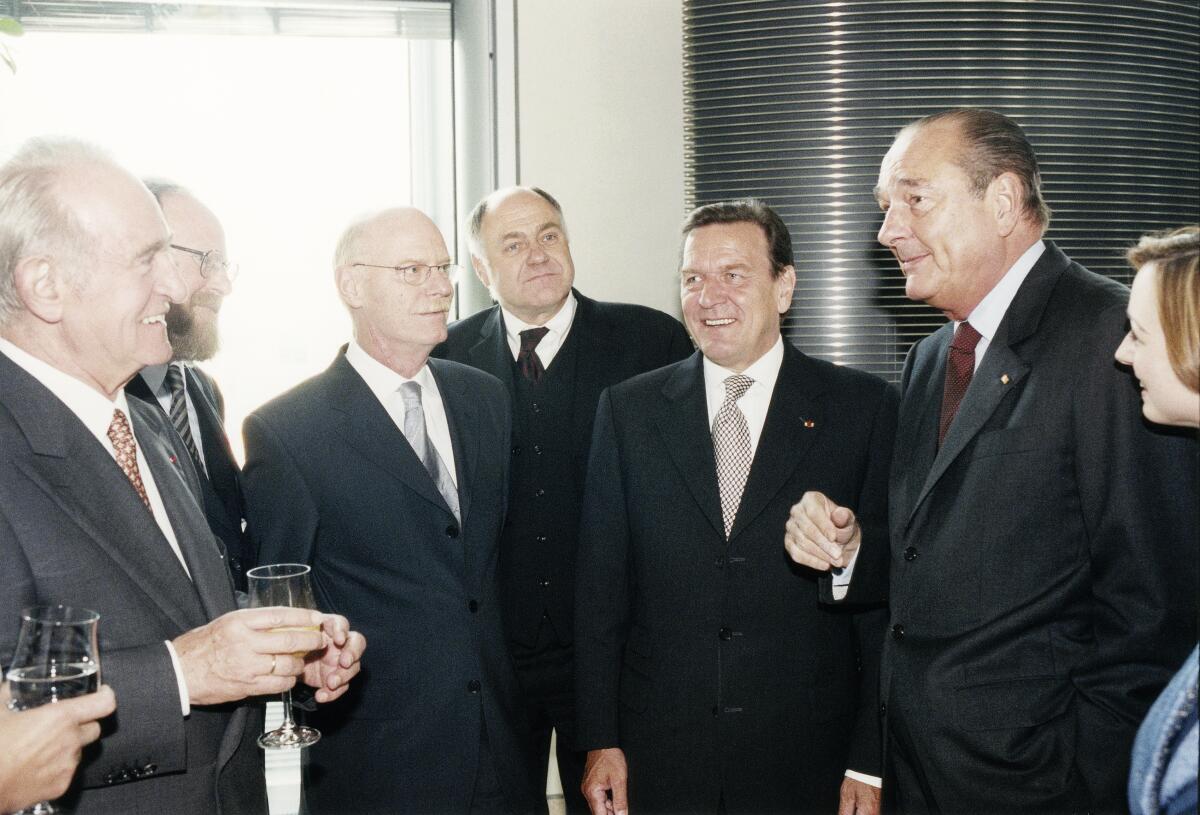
[279,689,296,732]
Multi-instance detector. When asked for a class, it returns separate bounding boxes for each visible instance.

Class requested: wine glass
[5,604,102,815]
[245,563,321,749]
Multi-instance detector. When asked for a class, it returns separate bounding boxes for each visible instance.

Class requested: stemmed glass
[245,563,321,749]
[5,605,102,815]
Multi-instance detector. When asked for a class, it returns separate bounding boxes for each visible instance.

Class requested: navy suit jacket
[883,242,1199,813]
[241,351,538,815]
[575,342,896,813]
[0,350,265,815]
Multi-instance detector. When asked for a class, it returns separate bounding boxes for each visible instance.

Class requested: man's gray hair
[142,177,190,206]
[0,137,110,329]
[466,186,566,257]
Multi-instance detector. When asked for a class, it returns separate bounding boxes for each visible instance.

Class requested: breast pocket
[970,425,1049,460]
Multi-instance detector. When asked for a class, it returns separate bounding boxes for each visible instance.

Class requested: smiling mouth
[898,253,929,273]
[141,314,167,327]
[704,318,735,326]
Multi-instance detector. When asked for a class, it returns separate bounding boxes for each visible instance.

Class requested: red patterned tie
[517,327,550,383]
[938,321,982,447]
[107,408,151,508]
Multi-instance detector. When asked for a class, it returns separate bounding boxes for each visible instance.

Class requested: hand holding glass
[245,563,321,749]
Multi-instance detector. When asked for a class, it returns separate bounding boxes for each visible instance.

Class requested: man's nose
[877,206,908,247]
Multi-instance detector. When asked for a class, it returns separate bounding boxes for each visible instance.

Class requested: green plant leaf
[0,17,23,37]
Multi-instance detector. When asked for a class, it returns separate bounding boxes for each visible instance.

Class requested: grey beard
[166,304,220,362]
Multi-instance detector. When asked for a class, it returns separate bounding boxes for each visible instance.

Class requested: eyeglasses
[171,244,240,282]
[351,262,463,287]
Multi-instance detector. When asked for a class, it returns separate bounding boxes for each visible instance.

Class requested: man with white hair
[242,207,538,814]
[0,138,364,814]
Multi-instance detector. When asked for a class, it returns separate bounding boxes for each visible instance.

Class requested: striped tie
[164,364,205,476]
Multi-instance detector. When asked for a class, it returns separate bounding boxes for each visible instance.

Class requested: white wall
[514,0,685,318]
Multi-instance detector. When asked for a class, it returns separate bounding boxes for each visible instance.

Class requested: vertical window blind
[684,0,1199,382]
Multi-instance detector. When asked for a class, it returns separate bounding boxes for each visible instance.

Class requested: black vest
[503,326,582,647]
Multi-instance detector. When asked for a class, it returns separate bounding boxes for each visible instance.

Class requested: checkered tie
[398,381,461,522]
[712,374,754,539]
[164,364,205,476]
[517,327,549,383]
[107,408,150,508]
[938,321,982,447]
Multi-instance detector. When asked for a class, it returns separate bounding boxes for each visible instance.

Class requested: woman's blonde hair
[1128,225,1200,393]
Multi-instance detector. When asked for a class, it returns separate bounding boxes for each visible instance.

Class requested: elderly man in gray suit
[0,137,364,814]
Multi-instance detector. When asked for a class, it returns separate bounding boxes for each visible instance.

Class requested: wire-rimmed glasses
[351,262,462,286]
[170,243,240,282]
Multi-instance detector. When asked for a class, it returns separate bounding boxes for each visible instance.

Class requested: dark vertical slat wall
[684,0,1200,382]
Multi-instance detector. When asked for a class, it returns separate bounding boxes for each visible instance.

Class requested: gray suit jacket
[0,350,265,815]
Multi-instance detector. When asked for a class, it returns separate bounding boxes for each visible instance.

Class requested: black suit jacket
[241,352,538,815]
[0,351,265,814]
[432,290,693,647]
[574,343,897,813]
[883,242,1199,813]
[127,366,251,589]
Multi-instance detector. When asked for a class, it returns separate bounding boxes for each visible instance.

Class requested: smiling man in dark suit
[432,186,692,811]
[575,199,896,815]
[789,108,1198,813]
[0,138,363,814]
[242,206,539,814]
[126,181,251,590]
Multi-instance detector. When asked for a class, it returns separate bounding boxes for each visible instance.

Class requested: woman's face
[1115,262,1200,428]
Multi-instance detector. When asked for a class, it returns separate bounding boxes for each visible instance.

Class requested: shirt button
[467,679,481,693]
[718,627,733,641]
[903,547,918,562]
[891,623,905,640]
[468,600,478,613]
[445,525,459,539]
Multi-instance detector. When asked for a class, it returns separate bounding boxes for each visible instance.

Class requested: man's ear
[335,264,363,309]
[989,172,1023,237]
[471,254,492,289]
[774,265,797,314]
[13,255,65,323]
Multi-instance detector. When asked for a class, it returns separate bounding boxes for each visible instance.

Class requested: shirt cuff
[164,640,191,717]
[844,769,882,787]
[829,545,861,601]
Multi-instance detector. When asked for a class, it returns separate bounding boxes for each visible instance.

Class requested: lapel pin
[168,454,178,464]
[1000,374,1010,385]
[803,419,816,429]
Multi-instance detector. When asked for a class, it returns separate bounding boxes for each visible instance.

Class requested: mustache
[188,291,224,312]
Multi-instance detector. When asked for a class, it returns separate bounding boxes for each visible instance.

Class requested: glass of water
[5,605,101,815]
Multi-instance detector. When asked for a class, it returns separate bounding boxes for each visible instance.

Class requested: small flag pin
[1000,374,1010,385]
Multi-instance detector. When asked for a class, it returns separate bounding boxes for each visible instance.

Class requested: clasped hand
[173,607,366,706]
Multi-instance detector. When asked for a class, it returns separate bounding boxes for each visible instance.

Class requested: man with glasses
[241,207,539,814]
[126,181,252,589]
[433,187,692,812]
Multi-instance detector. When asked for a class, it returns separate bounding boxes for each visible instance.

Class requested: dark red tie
[517,327,550,384]
[938,321,982,447]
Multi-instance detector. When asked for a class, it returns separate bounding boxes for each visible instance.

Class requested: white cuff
[164,640,191,717]
[844,769,882,787]
[829,545,861,601]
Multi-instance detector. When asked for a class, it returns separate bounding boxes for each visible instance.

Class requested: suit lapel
[653,354,725,539]
[430,359,474,524]
[568,293,623,454]
[328,355,456,517]
[728,345,824,543]
[468,308,516,402]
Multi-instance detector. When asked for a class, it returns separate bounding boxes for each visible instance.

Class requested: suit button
[535,488,545,498]
[533,444,543,455]
[879,703,887,717]
[446,525,459,539]
[537,577,551,588]
[532,402,541,413]
[536,535,548,544]
[467,679,481,693]
[903,547,918,562]
[468,600,478,613]
[891,623,905,640]
[511,445,521,456]
[714,555,725,568]
[718,627,733,641]
[712,705,719,717]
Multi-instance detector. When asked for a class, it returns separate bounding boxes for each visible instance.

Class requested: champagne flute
[245,563,321,749]
[5,604,102,815]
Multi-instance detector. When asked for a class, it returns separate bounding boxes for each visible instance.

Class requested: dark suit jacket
[127,366,251,590]
[574,343,897,813]
[432,290,694,647]
[0,351,265,815]
[883,242,1199,813]
[241,352,538,815]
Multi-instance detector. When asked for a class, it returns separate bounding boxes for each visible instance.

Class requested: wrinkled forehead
[874,123,962,199]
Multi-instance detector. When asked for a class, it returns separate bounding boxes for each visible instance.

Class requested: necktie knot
[951,321,982,352]
[722,374,754,405]
[164,363,187,396]
[398,380,423,410]
[519,327,550,354]
[517,327,550,384]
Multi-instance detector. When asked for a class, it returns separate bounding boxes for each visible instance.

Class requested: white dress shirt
[345,341,458,487]
[140,361,208,471]
[959,240,1044,369]
[500,292,578,368]
[0,339,194,715]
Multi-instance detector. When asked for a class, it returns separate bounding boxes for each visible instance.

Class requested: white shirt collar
[0,337,136,447]
[961,240,1045,341]
[500,292,577,352]
[702,335,784,395]
[344,340,437,403]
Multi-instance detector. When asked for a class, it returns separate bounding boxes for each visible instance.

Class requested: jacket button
[903,547,918,562]
[537,577,551,588]
[468,600,478,613]
[467,679,481,693]
[712,705,719,717]
[511,445,521,456]
[718,627,733,641]
[891,623,905,640]
[536,535,548,544]
[532,402,541,413]
[535,488,545,498]
[533,444,543,455]
[714,555,725,568]
[879,702,887,717]
[446,525,459,539]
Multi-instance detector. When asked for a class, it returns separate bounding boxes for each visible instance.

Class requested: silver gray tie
[712,374,754,539]
[398,381,461,523]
